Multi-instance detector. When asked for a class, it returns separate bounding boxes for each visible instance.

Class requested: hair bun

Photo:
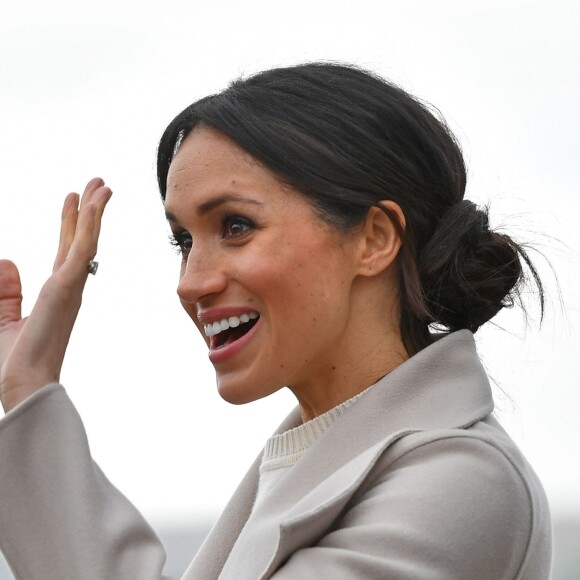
[418,200,523,332]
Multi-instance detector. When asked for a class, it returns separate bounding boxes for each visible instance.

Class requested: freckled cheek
[233,253,288,289]
[234,244,337,310]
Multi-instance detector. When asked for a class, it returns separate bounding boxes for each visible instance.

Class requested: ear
[356,201,405,277]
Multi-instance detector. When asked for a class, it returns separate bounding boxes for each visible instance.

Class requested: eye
[222,215,254,240]
[168,230,192,257]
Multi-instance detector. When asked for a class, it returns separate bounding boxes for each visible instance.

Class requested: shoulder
[342,419,552,578]
[373,418,535,488]
[275,420,552,579]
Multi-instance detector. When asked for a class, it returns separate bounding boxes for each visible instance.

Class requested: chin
[215,374,281,406]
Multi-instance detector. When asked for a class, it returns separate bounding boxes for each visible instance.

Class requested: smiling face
[164,126,405,416]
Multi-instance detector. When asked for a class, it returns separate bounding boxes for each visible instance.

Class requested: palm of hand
[0,261,30,405]
[0,178,112,413]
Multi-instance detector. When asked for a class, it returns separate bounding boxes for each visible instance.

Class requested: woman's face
[164,127,363,405]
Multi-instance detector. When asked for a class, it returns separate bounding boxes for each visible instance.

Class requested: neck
[291,329,408,422]
[289,271,409,422]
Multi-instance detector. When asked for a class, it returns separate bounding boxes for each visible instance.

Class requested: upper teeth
[204,312,259,337]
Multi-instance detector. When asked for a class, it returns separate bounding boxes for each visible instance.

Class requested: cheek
[243,244,315,299]
[261,247,352,322]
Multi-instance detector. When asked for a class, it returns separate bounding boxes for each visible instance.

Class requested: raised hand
[0,178,112,413]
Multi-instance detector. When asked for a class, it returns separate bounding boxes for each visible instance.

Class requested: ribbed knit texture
[253,385,374,510]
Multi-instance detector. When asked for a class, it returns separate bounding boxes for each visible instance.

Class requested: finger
[65,203,98,270]
[0,260,23,326]
[79,177,105,210]
[55,185,111,284]
[91,186,113,244]
[53,192,79,273]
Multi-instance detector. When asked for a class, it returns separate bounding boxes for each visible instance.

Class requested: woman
[0,63,552,579]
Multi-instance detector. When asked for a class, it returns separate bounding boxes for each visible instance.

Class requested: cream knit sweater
[254,386,372,510]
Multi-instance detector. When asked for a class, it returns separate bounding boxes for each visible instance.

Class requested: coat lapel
[181,409,302,580]
[184,330,494,579]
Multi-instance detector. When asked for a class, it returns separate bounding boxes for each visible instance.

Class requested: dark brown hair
[157,62,543,355]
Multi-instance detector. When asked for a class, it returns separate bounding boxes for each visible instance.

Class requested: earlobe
[357,201,405,276]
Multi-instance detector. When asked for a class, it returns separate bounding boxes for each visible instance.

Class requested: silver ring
[88,260,99,275]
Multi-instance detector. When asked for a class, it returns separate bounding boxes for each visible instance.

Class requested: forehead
[165,126,276,202]
[163,126,334,234]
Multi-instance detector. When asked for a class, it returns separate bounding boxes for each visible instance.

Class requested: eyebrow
[165,193,264,222]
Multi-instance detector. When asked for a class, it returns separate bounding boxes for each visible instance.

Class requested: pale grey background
[1,0,578,577]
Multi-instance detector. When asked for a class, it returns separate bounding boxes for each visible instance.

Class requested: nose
[176,251,228,305]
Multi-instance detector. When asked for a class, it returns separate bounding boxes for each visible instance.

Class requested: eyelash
[168,215,255,256]
[168,231,192,255]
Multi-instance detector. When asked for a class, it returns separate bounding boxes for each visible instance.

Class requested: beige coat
[0,331,552,579]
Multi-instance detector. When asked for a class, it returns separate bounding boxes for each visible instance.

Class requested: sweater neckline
[262,384,375,464]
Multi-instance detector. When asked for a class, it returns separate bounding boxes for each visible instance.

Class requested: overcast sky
[1,0,578,528]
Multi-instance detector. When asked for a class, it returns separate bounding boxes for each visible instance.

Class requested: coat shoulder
[340,418,553,579]
[269,419,552,579]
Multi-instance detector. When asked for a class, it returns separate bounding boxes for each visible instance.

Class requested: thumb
[0,260,23,326]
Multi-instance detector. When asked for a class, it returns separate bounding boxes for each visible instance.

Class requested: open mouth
[205,312,260,350]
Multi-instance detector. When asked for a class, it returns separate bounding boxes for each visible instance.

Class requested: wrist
[1,377,58,413]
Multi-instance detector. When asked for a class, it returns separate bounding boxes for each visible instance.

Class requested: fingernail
[95,187,112,202]
[66,192,80,208]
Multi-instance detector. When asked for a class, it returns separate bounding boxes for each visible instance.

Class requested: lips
[207,315,261,365]
[198,308,261,365]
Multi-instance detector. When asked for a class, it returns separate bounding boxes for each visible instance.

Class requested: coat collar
[184,330,493,579]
